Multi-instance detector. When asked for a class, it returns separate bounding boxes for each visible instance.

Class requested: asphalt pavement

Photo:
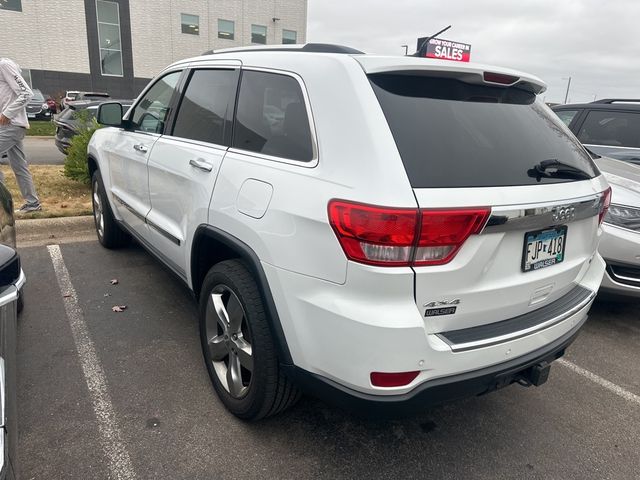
[16,239,640,480]
[23,136,64,165]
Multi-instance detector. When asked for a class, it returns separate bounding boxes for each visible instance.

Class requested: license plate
[27,113,36,118]
[522,226,567,272]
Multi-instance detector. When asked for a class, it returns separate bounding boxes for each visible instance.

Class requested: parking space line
[48,245,137,480]
[558,358,640,406]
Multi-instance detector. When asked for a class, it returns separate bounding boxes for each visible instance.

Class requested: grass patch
[26,121,56,136]
[1,165,91,219]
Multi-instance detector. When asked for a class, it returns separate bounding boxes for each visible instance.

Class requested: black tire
[17,287,24,315]
[91,170,130,249]
[199,259,300,420]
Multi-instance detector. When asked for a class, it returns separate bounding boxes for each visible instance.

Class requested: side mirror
[97,102,124,127]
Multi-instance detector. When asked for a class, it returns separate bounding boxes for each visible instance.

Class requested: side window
[578,110,640,148]
[130,71,182,134]
[233,70,314,162]
[172,69,239,145]
[555,109,579,127]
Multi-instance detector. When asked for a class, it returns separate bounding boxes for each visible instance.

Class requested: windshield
[32,89,45,102]
[369,73,599,188]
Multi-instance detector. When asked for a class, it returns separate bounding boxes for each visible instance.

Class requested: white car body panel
[88,47,609,399]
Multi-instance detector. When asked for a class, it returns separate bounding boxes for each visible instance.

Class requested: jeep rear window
[369,73,598,188]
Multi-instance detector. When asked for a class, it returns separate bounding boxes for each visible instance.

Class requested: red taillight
[599,187,612,226]
[415,209,491,266]
[328,201,418,266]
[328,200,490,267]
[483,71,519,85]
[370,371,420,387]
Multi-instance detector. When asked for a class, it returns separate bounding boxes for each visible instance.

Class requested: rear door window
[233,70,314,162]
[555,109,580,127]
[577,110,640,148]
[369,74,597,188]
[172,69,239,146]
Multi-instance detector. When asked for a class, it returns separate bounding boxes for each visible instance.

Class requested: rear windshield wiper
[528,159,592,181]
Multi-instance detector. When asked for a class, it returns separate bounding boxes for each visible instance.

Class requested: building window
[282,30,297,44]
[21,68,32,88]
[96,0,123,77]
[251,24,267,45]
[181,14,199,35]
[218,19,234,40]
[0,0,22,12]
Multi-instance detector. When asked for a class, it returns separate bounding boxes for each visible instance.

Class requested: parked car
[62,91,110,110]
[0,182,26,480]
[89,44,609,420]
[552,100,640,164]
[592,155,640,297]
[25,89,51,121]
[62,90,80,109]
[54,100,132,154]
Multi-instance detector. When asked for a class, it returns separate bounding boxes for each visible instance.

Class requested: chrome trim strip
[607,268,640,286]
[14,269,26,291]
[147,220,181,246]
[438,289,596,352]
[0,286,18,309]
[483,193,602,234]
[112,193,181,246]
[112,193,146,222]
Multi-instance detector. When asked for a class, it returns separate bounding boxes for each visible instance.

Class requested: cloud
[307,0,640,103]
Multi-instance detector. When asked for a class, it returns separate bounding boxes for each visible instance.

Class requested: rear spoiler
[355,57,547,95]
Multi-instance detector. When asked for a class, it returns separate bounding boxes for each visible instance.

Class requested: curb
[17,215,96,247]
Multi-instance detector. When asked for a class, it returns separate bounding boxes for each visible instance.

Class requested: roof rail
[591,98,640,104]
[202,43,364,56]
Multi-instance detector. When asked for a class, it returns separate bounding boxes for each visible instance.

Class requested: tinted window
[181,13,199,35]
[578,110,640,148]
[370,74,597,188]
[233,71,314,162]
[251,25,267,44]
[131,71,182,133]
[555,109,579,127]
[218,19,234,40]
[173,69,238,145]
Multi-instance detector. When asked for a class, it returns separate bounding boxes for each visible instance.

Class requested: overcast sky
[307,0,640,104]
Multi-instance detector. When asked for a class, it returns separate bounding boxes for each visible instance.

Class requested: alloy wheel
[205,285,253,398]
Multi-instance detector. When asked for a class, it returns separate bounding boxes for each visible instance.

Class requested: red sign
[418,37,472,62]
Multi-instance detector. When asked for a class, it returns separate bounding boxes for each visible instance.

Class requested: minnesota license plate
[522,226,567,272]
[27,113,36,118]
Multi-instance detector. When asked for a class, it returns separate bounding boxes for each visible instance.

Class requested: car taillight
[414,209,491,266]
[328,200,490,267]
[599,187,612,226]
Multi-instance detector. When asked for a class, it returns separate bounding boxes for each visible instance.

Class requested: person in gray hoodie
[0,57,41,212]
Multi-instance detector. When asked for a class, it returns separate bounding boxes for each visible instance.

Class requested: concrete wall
[0,0,91,74]
[129,0,308,79]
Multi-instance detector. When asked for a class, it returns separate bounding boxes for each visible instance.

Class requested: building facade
[0,0,307,99]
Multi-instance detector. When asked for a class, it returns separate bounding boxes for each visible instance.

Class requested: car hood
[596,156,640,207]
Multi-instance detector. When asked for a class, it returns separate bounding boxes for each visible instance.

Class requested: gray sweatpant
[0,124,40,206]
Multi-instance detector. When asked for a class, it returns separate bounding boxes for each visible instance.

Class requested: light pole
[401,45,408,55]
[563,76,572,104]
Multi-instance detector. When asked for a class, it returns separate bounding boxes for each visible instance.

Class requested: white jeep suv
[89,44,610,420]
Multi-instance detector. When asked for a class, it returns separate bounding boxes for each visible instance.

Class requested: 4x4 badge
[423,299,460,317]
[424,299,461,308]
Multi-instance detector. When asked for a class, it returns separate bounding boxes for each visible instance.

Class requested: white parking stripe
[558,358,640,406]
[48,245,137,480]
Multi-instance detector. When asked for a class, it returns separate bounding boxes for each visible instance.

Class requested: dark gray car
[553,99,640,164]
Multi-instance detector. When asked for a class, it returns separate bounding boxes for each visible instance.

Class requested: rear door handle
[133,144,148,153]
[189,158,213,172]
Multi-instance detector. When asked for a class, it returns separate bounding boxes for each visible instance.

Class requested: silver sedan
[596,156,640,297]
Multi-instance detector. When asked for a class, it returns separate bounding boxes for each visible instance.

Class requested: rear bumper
[283,315,584,415]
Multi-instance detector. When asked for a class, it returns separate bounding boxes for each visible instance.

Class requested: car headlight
[604,204,640,231]
[42,103,49,110]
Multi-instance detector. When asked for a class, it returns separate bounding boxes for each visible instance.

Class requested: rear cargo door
[369,72,608,334]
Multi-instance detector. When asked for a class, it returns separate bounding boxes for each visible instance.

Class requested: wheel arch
[87,154,99,179]
[191,225,293,365]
